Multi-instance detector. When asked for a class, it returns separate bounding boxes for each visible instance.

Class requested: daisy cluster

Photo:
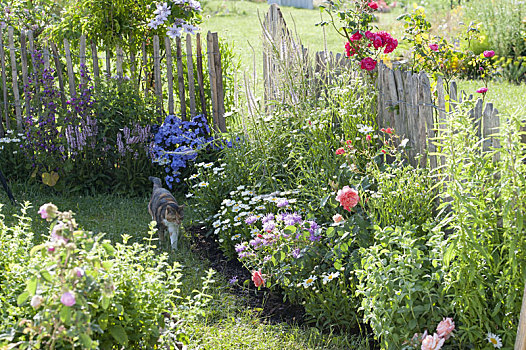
[0,130,24,152]
[148,1,200,38]
[207,186,306,257]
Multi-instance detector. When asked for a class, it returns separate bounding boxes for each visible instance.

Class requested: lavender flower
[235,243,246,253]
[229,276,238,285]
[245,215,258,225]
[261,213,275,224]
[292,248,301,258]
[263,221,276,232]
[276,198,289,208]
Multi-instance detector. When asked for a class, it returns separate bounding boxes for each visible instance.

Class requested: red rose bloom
[476,87,488,94]
[384,38,398,54]
[429,43,439,52]
[360,57,377,71]
[336,147,345,155]
[368,1,379,9]
[483,50,495,58]
[364,30,375,40]
[351,31,363,42]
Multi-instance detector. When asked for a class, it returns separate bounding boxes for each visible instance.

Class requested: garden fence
[0,29,227,136]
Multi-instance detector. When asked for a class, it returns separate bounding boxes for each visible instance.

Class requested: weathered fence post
[8,27,23,131]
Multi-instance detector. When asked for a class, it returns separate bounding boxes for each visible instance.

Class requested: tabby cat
[148,176,184,250]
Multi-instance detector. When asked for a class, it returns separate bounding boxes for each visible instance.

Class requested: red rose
[368,1,379,9]
[386,127,393,134]
[365,30,375,40]
[336,147,345,155]
[360,57,377,71]
[384,38,398,54]
[366,134,372,141]
[252,270,265,287]
[345,42,357,57]
[351,32,363,41]
[373,35,383,49]
[476,87,488,94]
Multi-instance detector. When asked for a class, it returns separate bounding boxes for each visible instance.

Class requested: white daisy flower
[231,234,241,240]
[185,193,194,198]
[322,271,340,284]
[212,220,221,228]
[232,207,241,213]
[189,174,198,180]
[255,205,266,211]
[233,222,242,226]
[487,332,502,348]
[198,181,209,187]
[204,162,214,168]
[237,185,245,190]
[222,219,230,224]
[302,275,317,288]
[214,228,220,234]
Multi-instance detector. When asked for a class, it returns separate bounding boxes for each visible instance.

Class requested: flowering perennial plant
[147,0,201,38]
[152,114,213,188]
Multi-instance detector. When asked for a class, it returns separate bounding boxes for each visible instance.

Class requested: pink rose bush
[336,186,360,211]
[421,333,445,350]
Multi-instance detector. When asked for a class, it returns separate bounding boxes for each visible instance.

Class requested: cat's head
[166,205,184,225]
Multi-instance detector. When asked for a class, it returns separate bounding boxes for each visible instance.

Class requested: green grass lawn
[0,185,370,349]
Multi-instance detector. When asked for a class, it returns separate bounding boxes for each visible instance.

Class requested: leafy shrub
[0,203,215,349]
[436,102,526,347]
[356,225,449,349]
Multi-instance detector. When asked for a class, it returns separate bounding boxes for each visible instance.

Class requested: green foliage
[435,102,526,348]
[356,224,449,349]
[463,0,526,58]
[0,203,215,349]
[0,0,61,38]
[47,0,201,52]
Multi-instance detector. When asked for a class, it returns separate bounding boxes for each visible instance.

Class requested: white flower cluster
[0,131,25,151]
[148,1,201,38]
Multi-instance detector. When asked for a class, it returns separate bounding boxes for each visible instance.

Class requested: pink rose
[60,291,76,307]
[333,214,344,223]
[436,317,455,340]
[252,270,265,288]
[336,186,360,211]
[386,127,393,134]
[38,203,58,220]
[336,147,345,155]
[351,32,363,42]
[429,43,439,52]
[476,87,488,94]
[368,1,379,9]
[421,333,445,350]
[483,50,495,58]
[360,57,377,71]
[366,134,372,141]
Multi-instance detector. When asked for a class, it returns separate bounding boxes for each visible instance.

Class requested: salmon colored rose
[252,270,265,287]
[336,186,360,211]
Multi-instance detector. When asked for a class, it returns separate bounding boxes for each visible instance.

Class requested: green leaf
[320,194,330,208]
[283,225,297,235]
[326,227,335,238]
[109,325,129,346]
[30,244,46,256]
[98,312,109,330]
[79,334,92,348]
[334,260,342,270]
[101,295,110,310]
[17,291,30,306]
[102,243,115,256]
[40,270,53,283]
[26,276,38,295]
[60,306,71,325]
[102,261,113,270]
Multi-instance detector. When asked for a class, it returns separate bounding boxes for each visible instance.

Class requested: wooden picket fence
[0,29,227,136]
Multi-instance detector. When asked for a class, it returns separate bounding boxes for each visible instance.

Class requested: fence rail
[0,29,227,136]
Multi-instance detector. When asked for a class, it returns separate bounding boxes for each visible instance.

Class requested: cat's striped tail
[149,176,163,188]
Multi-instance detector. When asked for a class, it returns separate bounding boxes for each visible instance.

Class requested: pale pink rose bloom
[421,333,445,350]
[30,295,43,309]
[436,317,455,340]
[38,203,58,220]
[336,186,360,211]
[333,214,344,223]
[60,291,76,307]
[252,270,265,288]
